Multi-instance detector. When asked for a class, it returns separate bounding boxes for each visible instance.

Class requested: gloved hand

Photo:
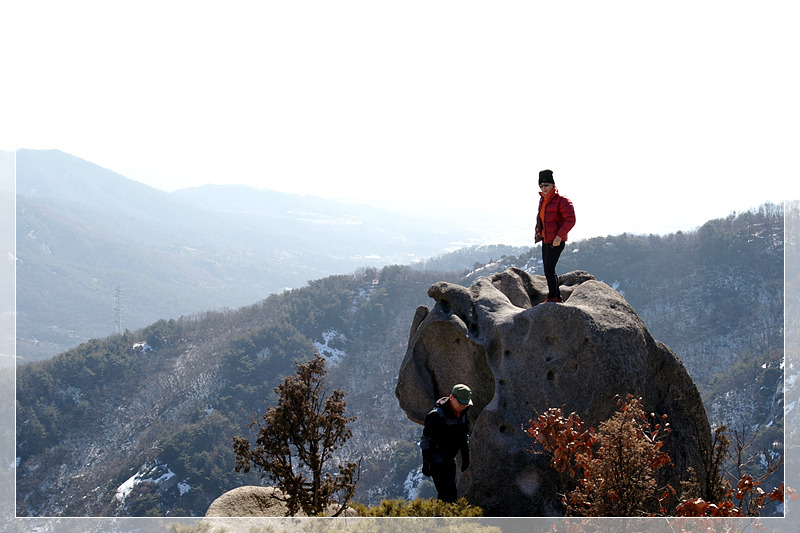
[422,461,432,477]
[460,449,470,472]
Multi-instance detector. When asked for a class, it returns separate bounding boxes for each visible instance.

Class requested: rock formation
[206,486,296,518]
[396,267,713,516]
[202,486,291,533]
[203,485,358,532]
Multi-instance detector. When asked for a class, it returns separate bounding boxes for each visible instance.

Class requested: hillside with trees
[15,203,788,517]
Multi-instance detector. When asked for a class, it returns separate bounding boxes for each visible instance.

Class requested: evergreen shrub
[352,497,483,517]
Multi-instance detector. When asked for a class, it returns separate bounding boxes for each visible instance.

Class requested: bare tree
[233,354,360,516]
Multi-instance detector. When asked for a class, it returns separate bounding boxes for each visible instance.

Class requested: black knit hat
[538,169,555,185]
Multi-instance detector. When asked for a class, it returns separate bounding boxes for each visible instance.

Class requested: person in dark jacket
[420,384,472,503]
[535,169,576,303]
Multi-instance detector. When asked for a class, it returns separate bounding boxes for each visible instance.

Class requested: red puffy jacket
[535,189,576,244]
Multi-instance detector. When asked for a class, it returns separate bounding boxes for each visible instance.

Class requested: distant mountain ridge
[15,149,501,361]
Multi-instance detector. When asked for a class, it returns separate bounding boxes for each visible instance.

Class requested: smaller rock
[206,486,290,517]
[205,485,359,518]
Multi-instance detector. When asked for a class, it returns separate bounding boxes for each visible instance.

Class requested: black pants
[431,460,458,503]
[542,242,564,299]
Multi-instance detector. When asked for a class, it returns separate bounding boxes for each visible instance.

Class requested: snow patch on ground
[178,480,192,496]
[115,462,176,502]
[403,467,426,501]
[315,329,348,367]
[256,347,271,359]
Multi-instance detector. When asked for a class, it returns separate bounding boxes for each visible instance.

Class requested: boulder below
[204,485,358,531]
[396,268,714,516]
[206,486,294,518]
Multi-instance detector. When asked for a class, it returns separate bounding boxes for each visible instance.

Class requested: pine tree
[233,354,360,516]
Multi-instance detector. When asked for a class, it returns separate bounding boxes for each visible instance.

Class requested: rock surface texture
[206,486,293,518]
[203,485,357,532]
[396,267,713,516]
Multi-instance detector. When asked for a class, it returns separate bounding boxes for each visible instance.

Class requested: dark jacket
[420,397,470,464]
[535,189,576,244]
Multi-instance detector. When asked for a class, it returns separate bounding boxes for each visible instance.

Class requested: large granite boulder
[396,267,713,516]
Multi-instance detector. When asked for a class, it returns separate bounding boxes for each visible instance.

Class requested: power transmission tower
[115,286,124,335]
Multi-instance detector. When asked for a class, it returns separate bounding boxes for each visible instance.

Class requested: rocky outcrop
[396,267,713,516]
[202,486,302,533]
[205,485,358,518]
[206,486,293,517]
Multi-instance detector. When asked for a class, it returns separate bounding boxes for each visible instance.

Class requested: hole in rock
[546,370,555,381]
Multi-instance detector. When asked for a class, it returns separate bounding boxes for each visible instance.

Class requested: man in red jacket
[535,169,576,303]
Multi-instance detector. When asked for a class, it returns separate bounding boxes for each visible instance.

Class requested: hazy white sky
[2,1,798,243]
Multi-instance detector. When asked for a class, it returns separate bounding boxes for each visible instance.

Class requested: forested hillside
[17,265,455,516]
[15,204,788,517]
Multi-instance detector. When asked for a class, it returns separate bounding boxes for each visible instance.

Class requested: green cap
[451,384,473,406]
